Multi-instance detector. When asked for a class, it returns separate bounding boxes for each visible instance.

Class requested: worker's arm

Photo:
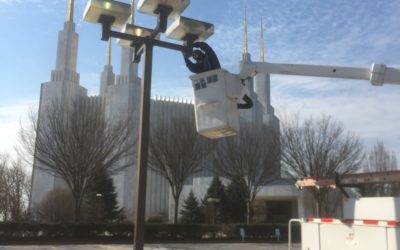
[184,57,204,74]
[193,42,221,69]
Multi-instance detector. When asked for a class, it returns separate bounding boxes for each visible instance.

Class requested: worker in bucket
[184,42,252,109]
[183,42,221,74]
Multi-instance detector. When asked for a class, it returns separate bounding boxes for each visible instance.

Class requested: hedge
[0,222,300,244]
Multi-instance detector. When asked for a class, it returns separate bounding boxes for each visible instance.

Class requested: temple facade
[30,0,318,223]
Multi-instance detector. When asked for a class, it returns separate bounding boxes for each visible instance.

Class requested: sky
[0,0,399,163]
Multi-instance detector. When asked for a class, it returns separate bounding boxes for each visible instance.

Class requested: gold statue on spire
[66,0,74,22]
[260,16,264,62]
[107,38,112,66]
[129,0,135,25]
[243,2,248,54]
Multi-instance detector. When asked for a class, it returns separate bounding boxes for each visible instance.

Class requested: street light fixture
[83,0,131,29]
[166,16,214,42]
[83,0,213,249]
[137,0,190,20]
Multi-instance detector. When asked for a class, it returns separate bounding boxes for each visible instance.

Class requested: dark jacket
[184,42,221,74]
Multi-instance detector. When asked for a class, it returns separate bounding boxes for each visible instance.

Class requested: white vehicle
[289,171,400,250]
[189,60,400,249]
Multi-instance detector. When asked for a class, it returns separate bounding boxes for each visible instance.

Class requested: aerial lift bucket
[190,68,243,139]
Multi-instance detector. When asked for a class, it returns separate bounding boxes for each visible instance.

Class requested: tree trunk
[313,190,323,217]
[15,185,21,221]
[316,194,324,217]
[174,196,179,224]
[246,201,251,224]
[73,196,81,223]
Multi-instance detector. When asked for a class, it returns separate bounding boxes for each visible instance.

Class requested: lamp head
[166,16,214,43]
[83,0,131,29]
[117,23,155,47]
[137,0,190,20]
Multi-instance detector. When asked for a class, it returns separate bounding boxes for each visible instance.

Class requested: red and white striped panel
[306,218,400,227]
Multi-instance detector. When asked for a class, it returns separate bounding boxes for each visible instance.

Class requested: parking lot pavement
[0,243,301,250]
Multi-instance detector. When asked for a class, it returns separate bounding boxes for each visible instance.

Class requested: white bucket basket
[190,69,242,139]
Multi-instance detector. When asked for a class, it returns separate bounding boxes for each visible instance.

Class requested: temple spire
[243,3,248,54]
[260,16,264,62]
[52,0,79,81]
[100,39,115,96]
[107,38,112,66]
[118,0,139,84]
[66,0,74,22]
[129,0,135,24]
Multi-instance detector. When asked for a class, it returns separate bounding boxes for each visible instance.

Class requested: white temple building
[30,0,319,223]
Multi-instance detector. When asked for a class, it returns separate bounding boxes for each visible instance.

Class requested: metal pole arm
[239,61,400,86]
[295,170,400,189]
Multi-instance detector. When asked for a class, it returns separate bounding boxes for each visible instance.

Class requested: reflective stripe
[387,221,400,227]
[363,220,379,225]
[305,218,400,227]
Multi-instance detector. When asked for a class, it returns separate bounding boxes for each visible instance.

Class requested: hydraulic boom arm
[239,61,400,86]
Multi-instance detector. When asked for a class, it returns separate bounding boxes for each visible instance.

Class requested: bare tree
[214,123,280,224]
[0,154,9,220]
[364,141,399,196]
[281,115,364,217]
[5,160,30,221]
[0,154,30,222]
[148,111,214,224]
[20,98,135,222]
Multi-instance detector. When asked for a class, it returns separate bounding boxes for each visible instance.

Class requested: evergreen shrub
[0,222,300,243]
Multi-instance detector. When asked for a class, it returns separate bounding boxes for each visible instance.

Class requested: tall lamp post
[206,197,220,224]
[83,1,214,249]
[96,193,103,221]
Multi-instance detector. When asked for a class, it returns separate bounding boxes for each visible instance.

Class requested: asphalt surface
[0,243,301,250]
